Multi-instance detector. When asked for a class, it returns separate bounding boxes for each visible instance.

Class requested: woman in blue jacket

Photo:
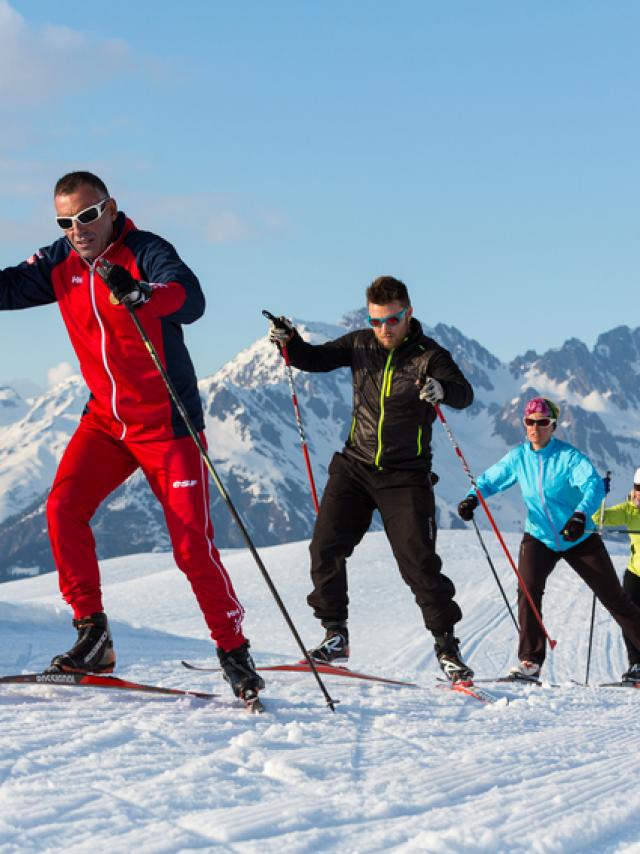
[457,397,640,681]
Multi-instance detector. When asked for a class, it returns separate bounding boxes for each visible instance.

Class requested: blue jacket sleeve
[0,251,57,310]
[569,453,605,517]
[471,449,519,499]
[127,231,205,325]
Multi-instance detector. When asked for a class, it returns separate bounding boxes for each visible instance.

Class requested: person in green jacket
[597,466,640,682]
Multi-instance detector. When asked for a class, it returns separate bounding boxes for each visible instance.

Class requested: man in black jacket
[268,276,475,682]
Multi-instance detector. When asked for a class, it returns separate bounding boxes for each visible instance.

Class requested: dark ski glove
[457,495,479,521]
[562,511,586,542]
[267,315,295,346]
[96,260,151,308]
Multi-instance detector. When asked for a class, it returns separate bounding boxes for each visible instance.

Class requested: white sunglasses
[56,198,110,230]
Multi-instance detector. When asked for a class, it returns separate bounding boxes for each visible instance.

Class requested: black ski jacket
[286,318,473,471]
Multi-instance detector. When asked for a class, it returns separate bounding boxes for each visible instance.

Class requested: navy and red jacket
[0,212,205,441]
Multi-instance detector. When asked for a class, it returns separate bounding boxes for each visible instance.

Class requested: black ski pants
[622,569,640,665]
[307,452,462,635]
[517,533,640,666]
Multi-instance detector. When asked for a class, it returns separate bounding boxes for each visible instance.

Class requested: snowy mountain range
[1,311,639,581]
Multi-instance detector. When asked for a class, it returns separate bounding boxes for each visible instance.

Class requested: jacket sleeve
[132,234,204,324]
[0,252,57,310]
[420,346,474,410]
[569,455,605,517]
[285,329,355,372]
[597,502,630,527]
[471,450,519,499]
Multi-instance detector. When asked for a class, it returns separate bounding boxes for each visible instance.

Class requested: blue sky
[1,1,639,390]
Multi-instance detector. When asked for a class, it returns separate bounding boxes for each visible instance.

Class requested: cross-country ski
[181,658,418,686]
[0,671,217,700]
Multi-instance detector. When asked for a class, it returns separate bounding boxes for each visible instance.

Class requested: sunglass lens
[369,310,404,327]
[76,206,101,224]
[56,218,72,229]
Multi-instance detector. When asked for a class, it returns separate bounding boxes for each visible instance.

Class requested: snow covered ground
[1,529,640,853]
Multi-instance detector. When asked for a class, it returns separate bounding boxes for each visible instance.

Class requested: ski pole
[586,527,640,534]
[262,309,320,513]
[585,471,611,686]
[96,262,337,712]
[433,403,557,649]
[471,517,519,633]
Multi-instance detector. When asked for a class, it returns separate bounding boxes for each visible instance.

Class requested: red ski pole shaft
[280,344,320,513]
[262,310,320,515]
[433,403,557,650]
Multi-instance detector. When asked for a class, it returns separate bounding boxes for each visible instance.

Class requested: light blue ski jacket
[471,437,605,552]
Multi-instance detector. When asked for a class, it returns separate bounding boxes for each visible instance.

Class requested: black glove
[96,260,151,308]
[458,495,479,521]
[267,315,295,346]
[562,511,586,542]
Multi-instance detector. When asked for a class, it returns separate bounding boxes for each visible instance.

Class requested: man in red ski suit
[0,171,263,699]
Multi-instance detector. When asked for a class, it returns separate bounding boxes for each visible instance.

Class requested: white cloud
[0,1,133,104]
[129,192,289,245]
[47,361,75,388]
[204,211,251,243]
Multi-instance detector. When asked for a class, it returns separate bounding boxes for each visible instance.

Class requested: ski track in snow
[1,530,640,853]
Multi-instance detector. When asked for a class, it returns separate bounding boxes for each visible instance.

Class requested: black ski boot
[434,632,474,683]
[217,641,265,699]
[622,663,640,683]
[308,624,350,663]
[49,612,116,674]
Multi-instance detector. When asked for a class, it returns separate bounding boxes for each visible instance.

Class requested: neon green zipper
[375,349,395,468]
[417,425,422,457]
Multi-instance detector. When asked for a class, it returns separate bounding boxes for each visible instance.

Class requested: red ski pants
[46,420,247,651]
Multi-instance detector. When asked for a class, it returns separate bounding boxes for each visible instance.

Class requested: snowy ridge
[0,529,639,852]
[0,375,86,522]
[2,317,640,576]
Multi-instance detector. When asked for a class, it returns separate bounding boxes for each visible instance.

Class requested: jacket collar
[526,436,559,456]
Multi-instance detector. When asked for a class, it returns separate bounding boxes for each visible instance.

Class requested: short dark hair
[366,276,410,307]
[54,171,110,199]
